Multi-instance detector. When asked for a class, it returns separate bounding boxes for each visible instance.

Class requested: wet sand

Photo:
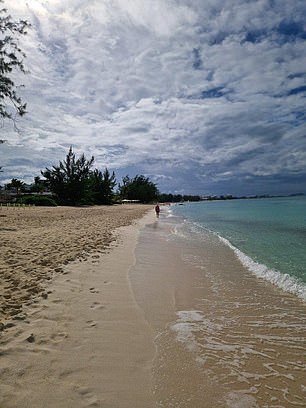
[130,212,306,407]
[1,205,305,407]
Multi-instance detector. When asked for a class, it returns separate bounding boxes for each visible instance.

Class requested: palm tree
[6,178,25,196]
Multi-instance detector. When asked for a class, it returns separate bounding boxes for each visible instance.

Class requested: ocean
[170,196,306,301]
[130,198,306,406]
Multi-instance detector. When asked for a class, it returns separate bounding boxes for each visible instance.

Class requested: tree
[89,168,116,205]
[30,176,46,193]
[0,1,30,122]
[118,175,132,201]
[158,193,201,203]
[118,174,159,203]
[6,177,25,195]
[41,147,95,205]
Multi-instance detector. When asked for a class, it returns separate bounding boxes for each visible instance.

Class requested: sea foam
[169,204,306,302]
[218,235,306,302]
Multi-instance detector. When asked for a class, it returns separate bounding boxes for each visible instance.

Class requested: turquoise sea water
[171,196,306,300]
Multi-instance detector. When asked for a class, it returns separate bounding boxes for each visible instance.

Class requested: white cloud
[1,0,305,195]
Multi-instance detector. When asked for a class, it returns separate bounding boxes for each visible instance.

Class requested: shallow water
[130,211,306,407]
[172,197,306,300]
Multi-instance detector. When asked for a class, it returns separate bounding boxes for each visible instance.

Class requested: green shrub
[17,195,58,206]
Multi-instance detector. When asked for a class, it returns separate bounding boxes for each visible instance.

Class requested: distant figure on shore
[155,204,160,217]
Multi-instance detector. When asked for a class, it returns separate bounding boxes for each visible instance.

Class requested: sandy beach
[1,204,305,407]
[0,204,156,408]
[0,204,151,327]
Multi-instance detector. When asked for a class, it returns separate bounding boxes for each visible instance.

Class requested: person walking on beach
[155,204,160,217]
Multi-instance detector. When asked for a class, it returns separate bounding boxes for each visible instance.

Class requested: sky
[1,0,305,196]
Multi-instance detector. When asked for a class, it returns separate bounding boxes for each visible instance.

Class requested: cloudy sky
[1,0,305,196]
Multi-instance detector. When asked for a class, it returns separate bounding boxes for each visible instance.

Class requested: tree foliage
[41,147,95,205]
[158,193,201,203]
[17,195,57,207]
[30,176,46,193]
[89,168,116,205]
[0,0,30,121]
[118,174,159,203]
[6,177,25,195]
[41,147,117,206]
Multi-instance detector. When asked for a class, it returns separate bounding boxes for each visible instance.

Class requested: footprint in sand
[85,320,97,328]
[89,287,99,294]
[26,333,35,343]
[90,302,105,310]
[76,386,101,407]
[50,332,68,342]
[91,255,100,264]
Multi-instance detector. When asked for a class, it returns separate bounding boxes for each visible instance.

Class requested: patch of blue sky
[287,86,306,96]
[201,87,229,99]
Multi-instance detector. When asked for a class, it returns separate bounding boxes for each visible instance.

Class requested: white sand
[0,206,156,407]
[1,205,305,407]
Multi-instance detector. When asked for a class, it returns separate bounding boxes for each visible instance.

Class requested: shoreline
[130,210,306,407]
[1,205,305,407]
[171,199,306,302]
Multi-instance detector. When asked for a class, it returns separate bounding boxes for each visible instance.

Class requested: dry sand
[0,204,151,327]
[0,205,156,408]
